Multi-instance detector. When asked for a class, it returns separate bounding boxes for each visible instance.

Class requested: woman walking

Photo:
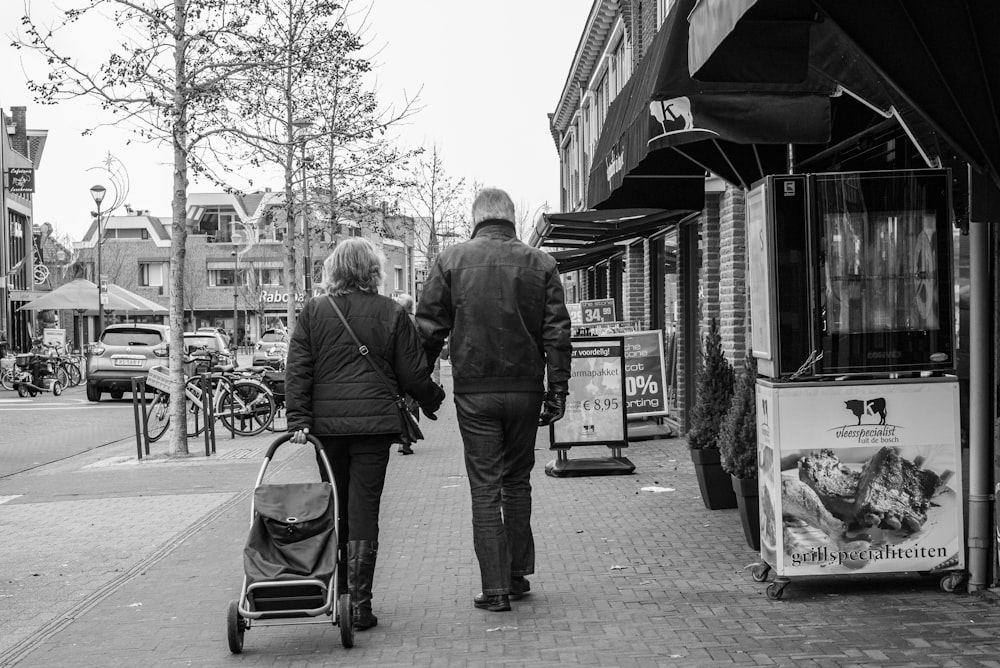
[286,238,444,631]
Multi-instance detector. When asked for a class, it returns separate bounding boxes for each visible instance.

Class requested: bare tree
[15,0,265,455]
[225,0,418,329]
[399,145,471,267]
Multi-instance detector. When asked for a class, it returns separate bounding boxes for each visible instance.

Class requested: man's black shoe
[473,593,511,612]
[510,576,531,600]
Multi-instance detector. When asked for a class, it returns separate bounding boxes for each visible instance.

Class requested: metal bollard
[130,376,145,460]
[200,372,217,456]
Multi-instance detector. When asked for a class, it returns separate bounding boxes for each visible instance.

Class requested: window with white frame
[138,262,164,287]
[198,207,238,242]
[208,268,237,287]
[394,267,403,291]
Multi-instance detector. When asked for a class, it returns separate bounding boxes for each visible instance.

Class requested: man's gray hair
[393,292,414,313]
[321,237,385,296]
[472,187,516,225]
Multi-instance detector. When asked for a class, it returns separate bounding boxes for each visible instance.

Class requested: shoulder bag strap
[326,294,402,401]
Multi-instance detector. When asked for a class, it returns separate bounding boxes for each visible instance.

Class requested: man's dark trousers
[455,391,543,595]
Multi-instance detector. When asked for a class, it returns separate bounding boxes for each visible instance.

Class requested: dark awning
[587,0,840,209]
[688,0,1000,194]
[533,208,690,273]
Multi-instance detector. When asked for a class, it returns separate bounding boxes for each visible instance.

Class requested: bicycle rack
[130,376,151,459]
[200,372,217,456]
[131,372,221,458]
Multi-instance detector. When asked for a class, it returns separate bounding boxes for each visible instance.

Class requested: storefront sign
[623,330,667,418]
[567,299,617,326]
[757,378,964,577]
[7,167,35,194]
[259,289,306,305]
[551,337,627,448]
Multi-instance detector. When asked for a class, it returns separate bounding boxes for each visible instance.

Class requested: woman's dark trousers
[318,434,392,630]
[454,391,543,595]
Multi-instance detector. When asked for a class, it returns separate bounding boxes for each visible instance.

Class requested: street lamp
[231,250,239,353]
[90,184,107,335]
[292,118,313,293]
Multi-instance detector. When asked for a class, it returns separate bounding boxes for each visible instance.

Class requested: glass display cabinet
[747,169,954,378]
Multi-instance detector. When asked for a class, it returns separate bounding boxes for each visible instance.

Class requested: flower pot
[731,474,760,550]
[690,448,737,510]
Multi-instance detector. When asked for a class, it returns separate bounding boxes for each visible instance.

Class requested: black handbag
[327,295,424,445]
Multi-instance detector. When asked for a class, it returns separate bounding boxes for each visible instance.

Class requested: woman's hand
[290,427,310,444]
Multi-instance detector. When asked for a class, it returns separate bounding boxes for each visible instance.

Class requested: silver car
[86,323,170,402]
[251,329,288,368]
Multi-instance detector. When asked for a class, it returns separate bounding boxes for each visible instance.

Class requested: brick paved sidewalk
[6,375,1000,666]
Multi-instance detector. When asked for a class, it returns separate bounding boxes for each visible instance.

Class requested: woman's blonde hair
[321,237,385,296]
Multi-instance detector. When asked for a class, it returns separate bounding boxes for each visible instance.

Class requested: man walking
[416,187,572,612]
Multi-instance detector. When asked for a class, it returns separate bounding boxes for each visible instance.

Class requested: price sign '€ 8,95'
[551,337,628,448]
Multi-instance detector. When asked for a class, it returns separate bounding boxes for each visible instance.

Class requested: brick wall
[700,193,722,329]
[642,1,657,55]
[719,185,748,372]
[10,107,28,157]
[676,193,722,435]
[624,241,644,323]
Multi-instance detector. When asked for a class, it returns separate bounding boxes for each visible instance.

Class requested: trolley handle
[263,431,324,460]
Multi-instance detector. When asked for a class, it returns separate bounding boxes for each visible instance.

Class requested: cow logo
[648,97,718,144]
[844,397,887,426]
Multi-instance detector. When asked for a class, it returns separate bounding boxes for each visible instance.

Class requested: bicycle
[40,343,82,388]
[237,365,287,432]
[1,354,16,391]
[145,348,276,442]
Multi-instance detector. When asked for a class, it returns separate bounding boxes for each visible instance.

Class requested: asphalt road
[0,384,141,478]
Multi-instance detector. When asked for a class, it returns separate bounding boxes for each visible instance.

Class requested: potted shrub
[687,319,737,510]
[720,355,760,549]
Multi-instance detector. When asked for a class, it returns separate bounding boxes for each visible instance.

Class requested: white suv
[86,324,170,402]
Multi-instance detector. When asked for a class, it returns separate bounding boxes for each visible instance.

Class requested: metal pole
[96,202,104,334]
[301,140,311,294]
[233,253,239,355]
[967,220,990,591]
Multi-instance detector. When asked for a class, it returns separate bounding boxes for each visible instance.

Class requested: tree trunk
[168,0,190,456]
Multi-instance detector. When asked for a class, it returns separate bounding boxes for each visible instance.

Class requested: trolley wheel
[17,384,29,398]
[766,578,790,600]
[28,390,37,397]
[52,381,63,397]
[940,572,965,593]
[227,600,245,654]
[748,562,771,583]
[338,593,354,648]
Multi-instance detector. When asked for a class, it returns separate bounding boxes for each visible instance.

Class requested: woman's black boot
[348,540,379,630]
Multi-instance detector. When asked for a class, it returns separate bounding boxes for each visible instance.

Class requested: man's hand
[290,427,310,444]
[538,391,567,426]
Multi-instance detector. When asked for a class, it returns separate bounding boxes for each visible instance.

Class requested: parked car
[183,331,233,376]
[197,327,231,350]
[86,323,170,402]
[252,329,288,368]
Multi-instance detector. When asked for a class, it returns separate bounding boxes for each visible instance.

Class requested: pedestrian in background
[392,292,420,455]
[416,187,572,612]
[286,238,445,631]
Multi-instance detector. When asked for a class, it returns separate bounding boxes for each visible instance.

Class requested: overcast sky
[1,0,590,241]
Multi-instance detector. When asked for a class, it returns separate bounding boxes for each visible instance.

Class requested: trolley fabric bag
[243,482,337,585]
